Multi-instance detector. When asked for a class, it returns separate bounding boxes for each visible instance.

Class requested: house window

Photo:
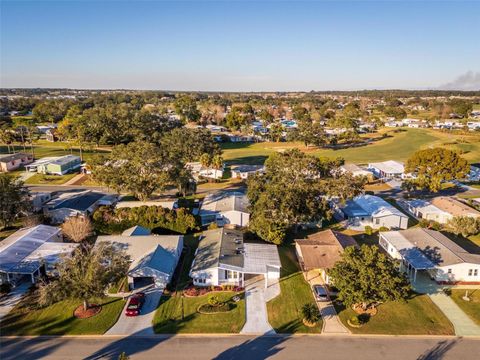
[375,218,380,225]
[196,278,206,284]
[474,269,478,276]
[468,269,473,276]
[447,269,452,274]
[224,270,228,279]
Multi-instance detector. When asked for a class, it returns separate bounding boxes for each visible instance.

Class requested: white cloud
[439,71,480,91]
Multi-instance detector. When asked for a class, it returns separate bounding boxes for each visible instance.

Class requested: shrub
[301,303,320,324]
[418,219,430,228]
[93,205,198,234]
[349,315,361,326]
[208,295,221,306]
[378,226,389,232]
[364,225,373,236]
[0,283,12,294]
[208,222,219,230]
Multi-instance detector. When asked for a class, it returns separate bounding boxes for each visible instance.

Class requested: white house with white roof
[199,191,250,227]
[368,160,405,180]
[337,195,409,230]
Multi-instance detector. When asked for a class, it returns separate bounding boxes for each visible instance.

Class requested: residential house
[36,155,81,175]
[199,191,250,227]
[230,165,264,180]
[380,228,480,284]
[0,225,78,285]
[115,199,178,210]
[0,153,33,172]
[44,190,117,223]
[97,226,183,290]
[368,160,405,180]
[295,229,357,284]
[339,163,374,181]
[30,192,53,212]
[336,194,409,230]
[189,228,281,288]
[430,196,480,221]
[186,161,224,180]
[46,128,58,142]
[405,199,451,224]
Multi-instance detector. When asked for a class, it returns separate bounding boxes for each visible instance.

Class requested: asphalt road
[1,335,479,360]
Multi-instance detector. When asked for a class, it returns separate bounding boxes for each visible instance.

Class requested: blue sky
[1,1,479,91]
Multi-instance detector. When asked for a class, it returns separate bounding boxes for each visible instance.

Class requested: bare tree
[61,215,93,243]
[22,214,44,228]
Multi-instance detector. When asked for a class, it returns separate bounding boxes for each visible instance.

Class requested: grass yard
[221,129,480,165]
[153,291,245,333]
[334,294,454,335]
[450,289,480,326]
[266,245,322,333]
[0,294,125,336]
[24,172,78,185]
[0,144,110,163]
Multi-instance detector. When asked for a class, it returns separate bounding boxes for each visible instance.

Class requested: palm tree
[301,303,320,326]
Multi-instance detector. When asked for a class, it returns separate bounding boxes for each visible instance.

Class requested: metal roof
[0,225,70,274]
[0,152,32,163]
[48,191,106,211]
[368,160,404,174]
[201,191,249,214]
[343,195,407,219]
[242,243,281,274]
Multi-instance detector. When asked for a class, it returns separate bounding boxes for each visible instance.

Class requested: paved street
[106,288,163,336]
[1,335,479,360]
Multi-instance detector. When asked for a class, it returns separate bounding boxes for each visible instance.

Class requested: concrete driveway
[304,271,349,334]
[240,275,276,335]
[0,282,31,321]
[106,286,163,335]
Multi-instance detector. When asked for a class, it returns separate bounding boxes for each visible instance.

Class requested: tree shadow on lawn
[225,155,268,166]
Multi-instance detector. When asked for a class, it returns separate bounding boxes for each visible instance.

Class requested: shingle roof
[385,228,480,266]
[191,228,245,272]
[430,197,480,217]
[0,152,32,163]
[295,230,358,270]
[96,233,182,276]
[122,226,151,236]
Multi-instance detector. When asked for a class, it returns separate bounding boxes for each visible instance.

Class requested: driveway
[106,286,163,335]
[0,282,31,321]
[413,272,480,336]
[304,270,349,334]
[240,275,276,335]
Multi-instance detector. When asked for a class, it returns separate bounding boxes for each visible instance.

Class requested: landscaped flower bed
[183,285,244,297]
[197,302,235,314]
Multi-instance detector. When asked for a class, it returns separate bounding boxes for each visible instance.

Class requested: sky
[1,0,479,91]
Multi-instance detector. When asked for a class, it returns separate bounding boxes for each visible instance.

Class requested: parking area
[106,286,163,335]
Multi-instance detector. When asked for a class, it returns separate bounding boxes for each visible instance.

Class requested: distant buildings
[0,153,33,172]
[25,155,81,175]
[186,162,224,180]
[368,160,405,180]
[230,164,264,179]
[44,190,117,223]
[339,163,373,180]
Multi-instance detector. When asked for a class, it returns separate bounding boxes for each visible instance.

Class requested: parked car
[313,285,329,302]
[125,292,146,316]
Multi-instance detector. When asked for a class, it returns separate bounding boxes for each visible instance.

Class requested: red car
[125,292,146,316]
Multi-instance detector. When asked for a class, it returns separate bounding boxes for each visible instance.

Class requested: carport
[242,243,281,288]
[399,247,435,283]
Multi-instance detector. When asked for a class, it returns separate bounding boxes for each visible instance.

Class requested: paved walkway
[240,276,275,335]
[106,287,163,335]
[62,173,86,186]
[0,283,30,321]
[304,271,349,334]
[413,273,480,336]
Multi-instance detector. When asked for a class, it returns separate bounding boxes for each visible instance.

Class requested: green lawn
[221,129,480,165]
[0,144,109,163]
[24,172,79,185]
[450,289,480,326]
[266,245,322,333]
[153,292,245,333]
[333,294,454,335]
[0,294,126,335]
